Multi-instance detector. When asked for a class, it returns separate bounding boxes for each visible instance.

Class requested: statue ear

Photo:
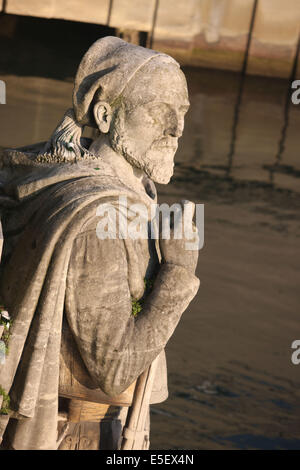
[93,101,112,133]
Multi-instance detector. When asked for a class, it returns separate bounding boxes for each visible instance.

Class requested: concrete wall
[3,0,111,25]
[153,0,300,78]
[1,0,300,78]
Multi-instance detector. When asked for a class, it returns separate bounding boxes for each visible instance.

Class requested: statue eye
[146,103,170,118]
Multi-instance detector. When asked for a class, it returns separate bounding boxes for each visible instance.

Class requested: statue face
[109,63,189,184]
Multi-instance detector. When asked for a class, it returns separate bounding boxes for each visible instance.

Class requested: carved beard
[109,110,176,184]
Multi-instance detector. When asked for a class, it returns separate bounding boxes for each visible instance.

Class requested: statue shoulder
[0,142,46,168]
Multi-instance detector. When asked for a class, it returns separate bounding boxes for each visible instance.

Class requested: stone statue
[0,37,200,450]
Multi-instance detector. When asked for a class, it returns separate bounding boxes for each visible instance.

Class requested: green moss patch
[131,277,155,318]
[0,386,10,415]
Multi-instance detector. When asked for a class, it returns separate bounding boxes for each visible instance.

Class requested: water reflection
[0,68,299,194]
[0,15,299,193]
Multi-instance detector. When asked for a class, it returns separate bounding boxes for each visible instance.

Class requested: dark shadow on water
[167,165,300,210]
[217,434,300,450]
[271,399,293,411]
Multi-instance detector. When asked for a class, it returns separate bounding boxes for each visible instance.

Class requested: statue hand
[159,200,199,274]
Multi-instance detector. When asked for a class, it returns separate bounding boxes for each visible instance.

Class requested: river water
[0,16,300,450]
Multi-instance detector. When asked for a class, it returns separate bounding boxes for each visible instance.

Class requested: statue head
[40,37,189,184]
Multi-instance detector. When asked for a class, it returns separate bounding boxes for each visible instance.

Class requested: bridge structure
[0,0,299,78]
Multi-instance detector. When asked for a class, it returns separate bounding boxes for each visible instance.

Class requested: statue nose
[166,115,184,138]
[170,126,182,138]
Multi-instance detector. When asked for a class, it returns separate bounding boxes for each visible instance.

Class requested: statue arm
[65,229,199,397]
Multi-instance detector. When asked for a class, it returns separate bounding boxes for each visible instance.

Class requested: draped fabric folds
[0,148,150,449]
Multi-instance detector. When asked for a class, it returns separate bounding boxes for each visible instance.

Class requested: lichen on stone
[0,386,10,415]
[131,277,155,317]
[131,299,142,317]
[0,307,12,355]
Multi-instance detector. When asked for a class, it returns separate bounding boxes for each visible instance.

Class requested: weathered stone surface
[6,0,56,18]
[59,320,137,406]
[5,0,110,24]
[153,0,300,78]
[248,0,300,78]
[154,0,201,40]
[109,0,156,32]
